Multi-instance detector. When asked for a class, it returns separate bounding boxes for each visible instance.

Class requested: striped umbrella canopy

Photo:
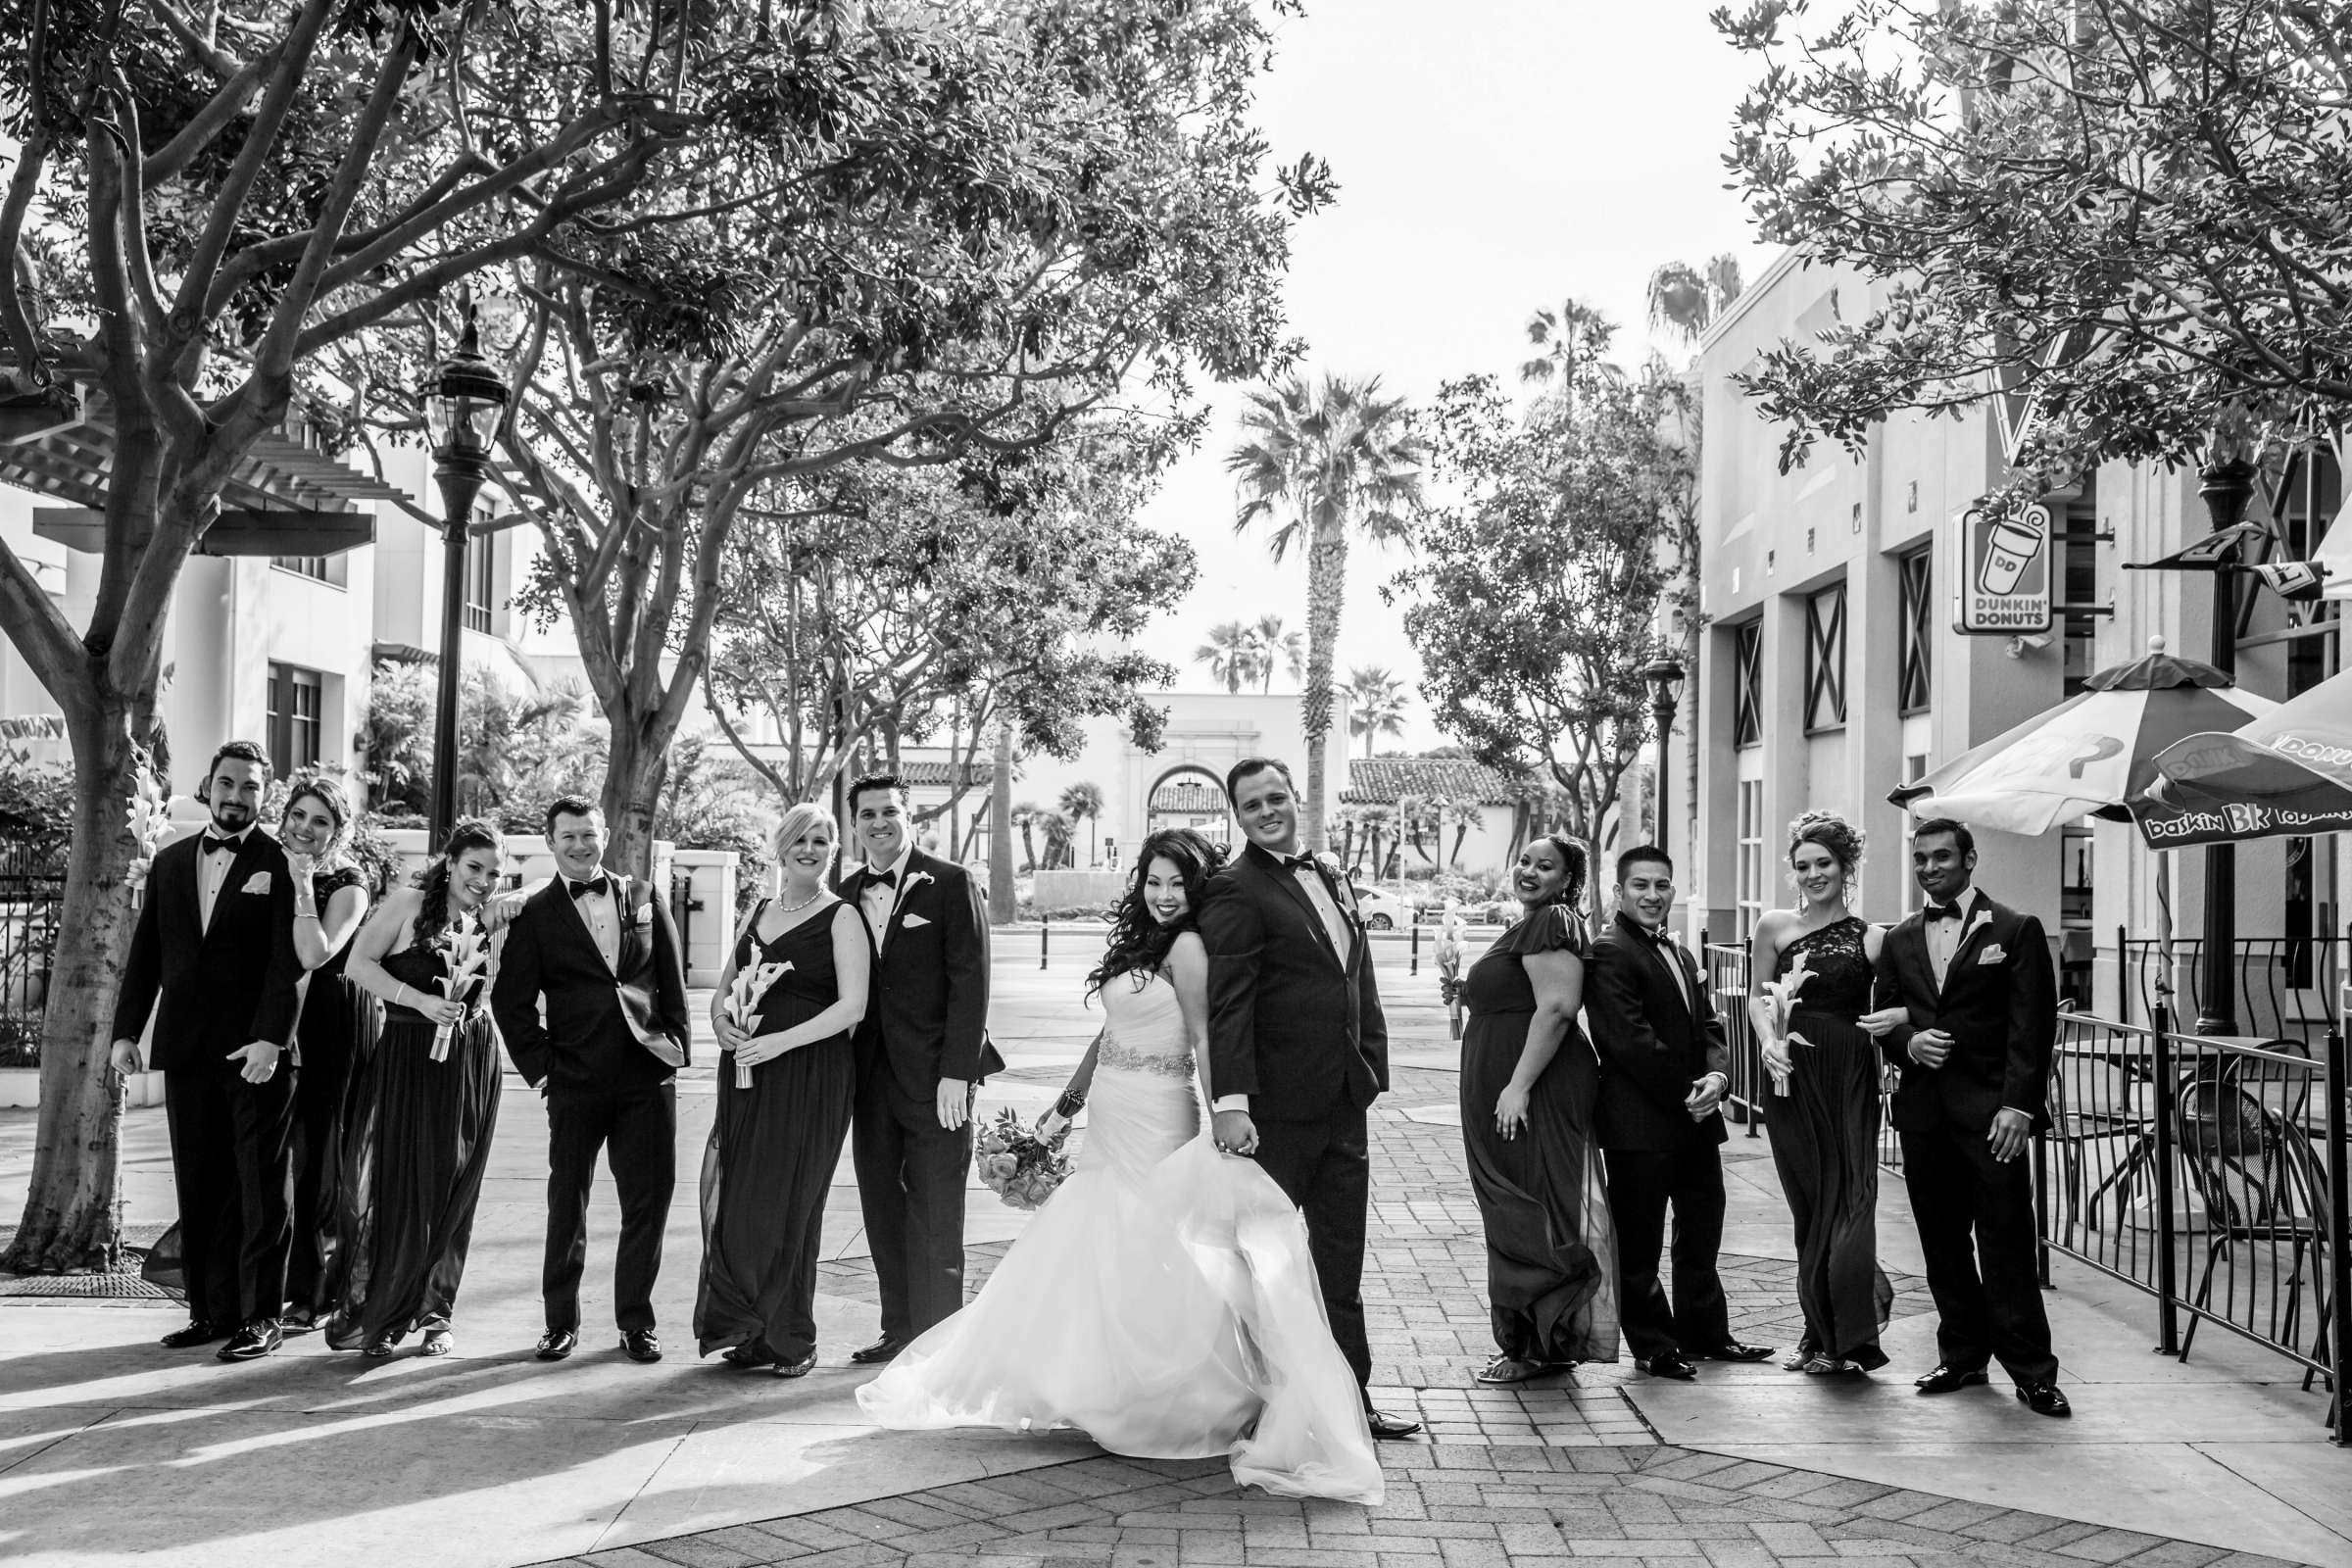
[1889,639,2276,836]
[2136,663,2352,848]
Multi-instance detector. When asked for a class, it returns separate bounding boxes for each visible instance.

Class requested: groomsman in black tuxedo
[1200,756,1420,1440]
[844,773,1001,1363]
[111,740,305,1361]
[1586,845,1773,1380]
[491,799,691,1364]
[1871,818,2069,1416]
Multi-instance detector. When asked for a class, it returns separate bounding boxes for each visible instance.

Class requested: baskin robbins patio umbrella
[2135,664,2352,848]
[1891,638,2278,836]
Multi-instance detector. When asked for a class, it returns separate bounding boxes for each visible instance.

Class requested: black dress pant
[1603,1143,1731,1359]
[165,1058,298,1327]
[1899,1119,2059,1385]
[543,1081,676,1335]
[1251,1101,1374,1389]
[853,1076,975,1342]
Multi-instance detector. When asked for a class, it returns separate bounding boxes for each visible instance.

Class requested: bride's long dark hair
[1086,827,1226,1001]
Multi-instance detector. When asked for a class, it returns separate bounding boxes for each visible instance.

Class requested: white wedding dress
[856,969,1384,1503]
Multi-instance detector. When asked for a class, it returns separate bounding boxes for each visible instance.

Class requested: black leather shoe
[217,1319,282,1362]
[1914,1363,1990,1395]
[1642,1350,1698,1381]
[280,1307,318,1335]
[534,1329,577,1362]
[621,1328,662,1363]
[2017,1381,2073,1417]
[1365,1408,1422,1439]
[849,1337,906,1364]
[772,1349,818,1379]
[1695,1341,1776,1363]
[160,1319,226,1349]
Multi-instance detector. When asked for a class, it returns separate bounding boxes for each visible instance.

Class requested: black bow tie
[867,867,899,890]
[200,834,240,857]
[567,874,612,901]
[1924,901,1965,924]
[1278,854,1320,874]
[1639,923,1675,947]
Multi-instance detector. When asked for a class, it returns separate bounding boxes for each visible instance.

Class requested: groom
[1200,756,1419,1440]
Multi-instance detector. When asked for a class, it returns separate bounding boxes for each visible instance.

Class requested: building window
[1898,550,1932,714]
[464,529,495,635]
[273,555,330,580]
[1804,582,1847,732]
[1736,780,1765,941]
[1732,620,1762,748]
[268,663,322,772]
[2061,516,2099,698]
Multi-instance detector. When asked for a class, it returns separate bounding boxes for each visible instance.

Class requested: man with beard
[112,740,305,1361]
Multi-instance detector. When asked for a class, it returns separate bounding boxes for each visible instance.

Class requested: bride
[856,828,1383,1503]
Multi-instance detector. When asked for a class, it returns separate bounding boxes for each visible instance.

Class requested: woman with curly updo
[1458,833,1616,1383]
[1747,810,1899,1373]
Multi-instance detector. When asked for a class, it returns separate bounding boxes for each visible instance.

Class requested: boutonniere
[239,870,271,896]
[1961,908,1994,946]
[903,868,935,895]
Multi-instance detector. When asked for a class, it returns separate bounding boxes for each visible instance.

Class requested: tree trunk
[988,724,1015,924]
[1299,526,1348,852]
[599,710,672,878]
[4,695,143,1273]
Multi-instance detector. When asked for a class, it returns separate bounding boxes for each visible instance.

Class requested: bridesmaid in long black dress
[1459,833,1617,1384]
[277,775,380,1330]
[699,802,869,1375]
[1748,809,1899,1374]
[328,819,505,1358]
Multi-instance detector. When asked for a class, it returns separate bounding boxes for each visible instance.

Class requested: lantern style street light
[1642,656,1688,856]
[420,308,511,848]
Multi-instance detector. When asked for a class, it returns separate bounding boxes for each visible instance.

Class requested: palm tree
[1519,298,1622,407]
[1057,781,1104,866]
[1249,612,1305,692]
[1010,800,1043,872]
[1226,372,1428,851]
[1194,619,1259,694]
[1037,808,1074,870]
[1340,665,1409,758]
[1646,255,1745,346]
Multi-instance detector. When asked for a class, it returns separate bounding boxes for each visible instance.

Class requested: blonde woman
[698,804,871,1374]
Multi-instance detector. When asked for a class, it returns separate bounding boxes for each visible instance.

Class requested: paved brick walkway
[531,1075,2312,1568]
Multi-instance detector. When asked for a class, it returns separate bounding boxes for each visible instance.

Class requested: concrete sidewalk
[1,943,2346,1568]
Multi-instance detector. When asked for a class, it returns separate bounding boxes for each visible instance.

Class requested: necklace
[775,886,826,914]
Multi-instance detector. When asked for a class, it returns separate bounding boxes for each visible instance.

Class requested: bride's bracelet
[1054,1088,1087,1120]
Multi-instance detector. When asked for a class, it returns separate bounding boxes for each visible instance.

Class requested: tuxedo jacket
[112,829,304,1072]
[850,848,1002,1103]
[1872,894,2058,1135]
[1585,912,1731,1152]
[491,874,691,1094]
[1198,844,1390,1122]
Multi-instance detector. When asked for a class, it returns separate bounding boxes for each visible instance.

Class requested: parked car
[1348,880,1402,930]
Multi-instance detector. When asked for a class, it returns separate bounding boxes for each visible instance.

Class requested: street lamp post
[420,311,511,849]
[1642,657,1687,856]
[2194,447,2256,1035]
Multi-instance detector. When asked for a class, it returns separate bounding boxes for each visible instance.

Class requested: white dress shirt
[197,825,255,933]
[1925,885,1984,988]
[568,875,621,970]
[858,845,914,947]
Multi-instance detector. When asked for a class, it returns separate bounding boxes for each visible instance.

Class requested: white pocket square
[1979,944,2006,964]
[902,912,932,929]
[239,871,271,896]
[632,907,654,927]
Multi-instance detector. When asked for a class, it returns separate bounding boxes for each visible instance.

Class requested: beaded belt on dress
[1099,1035,1196,1079]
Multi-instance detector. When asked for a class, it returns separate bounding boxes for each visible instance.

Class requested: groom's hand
[1986,1106,2032,1163]
[936,1077,971,1130]
[1212,1109,1259,1157]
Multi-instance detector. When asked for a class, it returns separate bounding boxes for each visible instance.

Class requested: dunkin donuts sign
[1955,502,2054,634]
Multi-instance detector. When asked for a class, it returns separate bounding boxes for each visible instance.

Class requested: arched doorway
[1145,764,1234,851]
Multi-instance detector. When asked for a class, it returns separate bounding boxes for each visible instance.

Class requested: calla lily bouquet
[1435,902,1466,1040]
[123,771,172,899]
[1756,949,1813,1098]
[725,959,791,1088]
[430,915,489,1061]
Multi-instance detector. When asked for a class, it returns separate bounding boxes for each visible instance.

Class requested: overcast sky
[1129,0,1782,751]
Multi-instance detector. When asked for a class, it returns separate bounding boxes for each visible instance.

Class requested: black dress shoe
[2017,1381,2073,1417]
[849,1337,906,1364]
[1914,1363,1990,1395]
[621,1327,662,1363]
[1642,1350,1698,1381]
[534,1329,578,1362]
[217,1319,282,1362]
[160,1319,226,1349]
[280,1307,318,1335]
[772,1349,818,1379]
[1365,1408,1421,1440]
[1695,1341,1776,1363]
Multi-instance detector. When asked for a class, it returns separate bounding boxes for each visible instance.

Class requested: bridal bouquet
[973,1105,1071,1211]
[430,915,489,1061]
[1435,903,1466,1040]
[724,960,790,1088]
[1755,949,1813,1097]
[123,770,172,901]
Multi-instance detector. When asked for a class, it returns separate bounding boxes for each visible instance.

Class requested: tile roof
[1342,758,1521,806]
[898,760,993,789]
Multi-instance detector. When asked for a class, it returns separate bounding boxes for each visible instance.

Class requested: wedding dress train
[856,969,1383,1503]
